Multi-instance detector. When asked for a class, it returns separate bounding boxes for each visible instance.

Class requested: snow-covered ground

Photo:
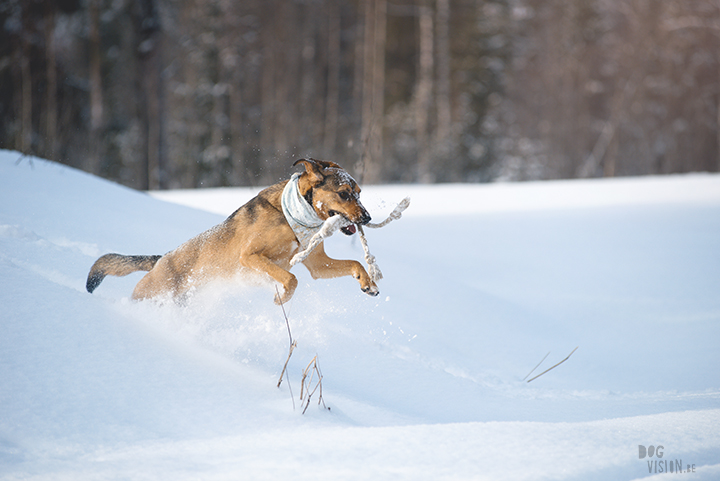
[1,149,719,480]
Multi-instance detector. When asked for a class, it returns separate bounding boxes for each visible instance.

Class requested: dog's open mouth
[329,210,357,236]
[341,224,357,236]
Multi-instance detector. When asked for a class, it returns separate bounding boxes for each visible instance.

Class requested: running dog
[86,159,379,304]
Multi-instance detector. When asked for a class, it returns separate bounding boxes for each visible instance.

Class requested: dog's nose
[359,210,372,225]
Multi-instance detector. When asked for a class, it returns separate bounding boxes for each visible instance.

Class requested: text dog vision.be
[639,445,696,474]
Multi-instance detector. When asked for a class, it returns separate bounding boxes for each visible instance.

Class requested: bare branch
[275,286,295,410]
[277,340,297,389]
[527,347,578,383]
[300,355,327,414]
[523,351,550,381]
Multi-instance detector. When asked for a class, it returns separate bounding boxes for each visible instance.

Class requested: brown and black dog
[86,159,379,304]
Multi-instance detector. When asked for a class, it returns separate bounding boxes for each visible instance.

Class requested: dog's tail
[86,254,161,293]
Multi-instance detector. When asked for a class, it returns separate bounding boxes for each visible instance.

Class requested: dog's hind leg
[86,254,161,293]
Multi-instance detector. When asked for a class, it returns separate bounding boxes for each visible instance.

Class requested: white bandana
[281,173,324,249]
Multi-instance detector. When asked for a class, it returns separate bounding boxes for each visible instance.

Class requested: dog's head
[293,158,371,235]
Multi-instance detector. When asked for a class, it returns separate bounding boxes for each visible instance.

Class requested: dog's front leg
[241,253,298,304]
[302,243,379,297]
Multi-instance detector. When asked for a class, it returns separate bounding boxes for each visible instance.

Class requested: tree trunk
[351,0,366,173]
[360,0,386,183]
[415,2,434,182]
[44,0,57,160]
[137,0,162,190]
[260,3,276,166]
[300,4,318,157]
[372,0,387,182]
[225,3,246,185]
[359,0,374,182]
[435,0,451,148]
[324,2,341,158]
[20,2,33,154]
[88,0,103,175]
[142,44,162,190]
[274,3,296,162]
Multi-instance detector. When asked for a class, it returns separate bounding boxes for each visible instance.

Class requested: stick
[365,197,410,229]
[275,286,296,410]
[300,355,326,414]
[290,198,410,266]
[526,347,578,383]
[357,225,382,282]
[277,340,297,389]
[289,215,348,266]
[277,285,293,345]
[314,356,327,410]
[523,351,550,381]
[15,152,34,168]
[300,355,317,401]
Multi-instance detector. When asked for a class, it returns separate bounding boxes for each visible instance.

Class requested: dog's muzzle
[333,209,371,236]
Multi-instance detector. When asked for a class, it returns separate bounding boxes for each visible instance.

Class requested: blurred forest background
[1,0,719,189]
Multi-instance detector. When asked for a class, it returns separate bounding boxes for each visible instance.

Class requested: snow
[1,149,719,480]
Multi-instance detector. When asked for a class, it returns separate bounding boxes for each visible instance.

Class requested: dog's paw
[274,292,291,305]
[274,288,295,305]
[362,284,380,297]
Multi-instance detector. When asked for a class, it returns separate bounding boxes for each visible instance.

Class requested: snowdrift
[1,150,719,480]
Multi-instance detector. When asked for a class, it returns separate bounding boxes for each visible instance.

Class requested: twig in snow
[277,285,293,345]
[526,347,578,383]
[275,286,296,410]
[15,152,34,168]
[523,351,551,381]
[300,355,327,414]
[277,341,297,389]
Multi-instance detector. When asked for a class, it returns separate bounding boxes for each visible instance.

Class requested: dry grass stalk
[300,355,327,414]
[275,286,296,410]
[527,346,579,383]
[523,351,550,381]
[274,286,330,414]
[277,340,297,389]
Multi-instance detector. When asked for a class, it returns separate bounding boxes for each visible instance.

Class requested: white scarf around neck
[281,172,324,249]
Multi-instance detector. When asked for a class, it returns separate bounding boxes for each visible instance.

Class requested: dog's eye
[338,191,351,201]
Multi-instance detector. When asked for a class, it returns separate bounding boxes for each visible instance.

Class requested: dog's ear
[309,158,342,170]
[293,158,326,186]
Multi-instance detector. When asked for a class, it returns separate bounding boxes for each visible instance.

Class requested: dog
[86,159,379,304]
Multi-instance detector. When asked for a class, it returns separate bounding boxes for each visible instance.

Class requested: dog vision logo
[639,445,696,474]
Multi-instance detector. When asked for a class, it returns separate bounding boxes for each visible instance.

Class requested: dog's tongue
[343,224,357,235]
